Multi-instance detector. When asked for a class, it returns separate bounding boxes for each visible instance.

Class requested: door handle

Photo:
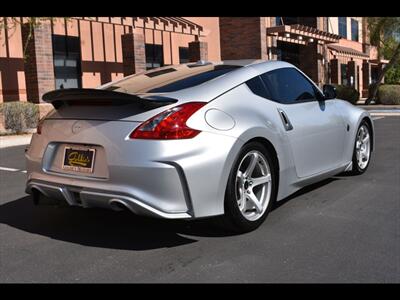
[277,108,293,131]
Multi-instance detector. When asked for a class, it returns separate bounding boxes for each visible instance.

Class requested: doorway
[276,41,301,68]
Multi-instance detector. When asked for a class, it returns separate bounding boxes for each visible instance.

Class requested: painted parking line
[0,166,27,173]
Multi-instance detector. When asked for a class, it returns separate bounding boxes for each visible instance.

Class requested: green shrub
[2,101,39,134]
[332,84,360,104]
[384,63,400,84]
[377,84,400,105]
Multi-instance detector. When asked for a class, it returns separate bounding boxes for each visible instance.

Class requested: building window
[52,35,82,89]
[351,19,359,42]
[145,44,164,70]
[338,17,347,38]
[341,63,348,85]
[179,47,189,64]
[276,17,300,26]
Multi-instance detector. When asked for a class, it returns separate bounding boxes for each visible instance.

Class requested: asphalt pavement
[0,117,399,283]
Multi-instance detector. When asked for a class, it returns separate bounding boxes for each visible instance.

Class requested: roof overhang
[369,59,390,64]
[267,24,340,45]
[328,44,369,59]
[136,17,205,36]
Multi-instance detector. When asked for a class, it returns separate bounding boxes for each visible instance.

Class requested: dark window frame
[52,34,82,89]
[179,46,189,64]
[351,19,359,42]
[145,43,164,70]
[338,17,347,39]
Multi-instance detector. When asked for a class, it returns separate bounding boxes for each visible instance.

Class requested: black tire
[219,141,278,233]
[350,120,372,175]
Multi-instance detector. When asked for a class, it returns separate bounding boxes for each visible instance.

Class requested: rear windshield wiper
[42,88,178,109]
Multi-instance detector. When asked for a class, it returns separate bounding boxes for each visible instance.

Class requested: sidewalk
[357,104,400,116]
[0,134,33,149]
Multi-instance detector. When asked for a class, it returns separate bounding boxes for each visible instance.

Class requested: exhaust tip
[109,199,130,212]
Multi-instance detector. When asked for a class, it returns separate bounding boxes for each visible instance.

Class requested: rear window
[105,64,242,94]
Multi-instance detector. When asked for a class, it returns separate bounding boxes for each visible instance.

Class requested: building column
[121,31,146,76]
[268,36,278,60]
[21,21,55,103]
[362,60,371,97]
[330,58,340,84]
[219,17,268,60]
[188,37,208,62]
[347,60,357,88]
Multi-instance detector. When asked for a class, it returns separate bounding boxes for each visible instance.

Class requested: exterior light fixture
[298,36,303,40]
[285,33,290,38]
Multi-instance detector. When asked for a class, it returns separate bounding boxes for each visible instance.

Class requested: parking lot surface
[0,117,399,283]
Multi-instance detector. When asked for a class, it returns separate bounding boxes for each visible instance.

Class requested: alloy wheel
[355,124,371,170]
[235,150,272,221]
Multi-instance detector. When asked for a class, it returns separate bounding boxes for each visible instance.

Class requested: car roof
[191,59,293,68]
[163,60,296,102]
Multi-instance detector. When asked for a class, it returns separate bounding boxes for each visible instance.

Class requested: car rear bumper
[26,178,191,219]
[25,123,242,219]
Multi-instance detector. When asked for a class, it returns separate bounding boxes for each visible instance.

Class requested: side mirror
[323,84,337,100]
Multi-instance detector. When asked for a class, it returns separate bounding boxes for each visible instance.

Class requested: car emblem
[72,121,83,134]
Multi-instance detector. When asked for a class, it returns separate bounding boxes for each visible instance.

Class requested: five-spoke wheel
[351,121,372,175]
[235,151,272,221]
[222,142,277,233]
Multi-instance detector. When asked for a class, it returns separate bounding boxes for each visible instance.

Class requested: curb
[369,112,400,116]
[0,134,32,149]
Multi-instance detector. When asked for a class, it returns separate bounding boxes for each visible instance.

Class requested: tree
[366,17,400,104]
[0,17,71,59]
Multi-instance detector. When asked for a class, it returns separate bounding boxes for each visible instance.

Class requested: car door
[260,67,346,178]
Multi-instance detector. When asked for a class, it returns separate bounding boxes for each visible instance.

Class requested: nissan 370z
[25,60,374,233]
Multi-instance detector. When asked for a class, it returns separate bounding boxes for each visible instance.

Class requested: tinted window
[338,17,347,38]
[179,47,189,63]
[145,44,164,70]
[351,19,359,41]
[246,76,271,99]
[52,35,82,89]
[106,64,242,94]
[260,68,318,104]
[148,65,241,93]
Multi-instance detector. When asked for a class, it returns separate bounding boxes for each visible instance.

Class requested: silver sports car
[25,60,374,232]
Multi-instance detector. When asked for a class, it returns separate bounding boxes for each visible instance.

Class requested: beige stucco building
[0,17,384,105]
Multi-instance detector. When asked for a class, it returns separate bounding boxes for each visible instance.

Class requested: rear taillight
[129,102,206,140]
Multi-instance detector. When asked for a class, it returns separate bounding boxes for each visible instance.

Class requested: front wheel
[221,142,278,233]
[351,121,372,175]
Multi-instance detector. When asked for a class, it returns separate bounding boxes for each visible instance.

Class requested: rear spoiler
[42,88,178,109]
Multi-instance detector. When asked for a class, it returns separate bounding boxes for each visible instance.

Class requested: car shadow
[0,177,343,251]
[0,195,240,251]
[272,177,340,211]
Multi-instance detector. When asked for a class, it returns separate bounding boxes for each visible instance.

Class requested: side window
[246,76,271,99]
[260,68,318,104]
